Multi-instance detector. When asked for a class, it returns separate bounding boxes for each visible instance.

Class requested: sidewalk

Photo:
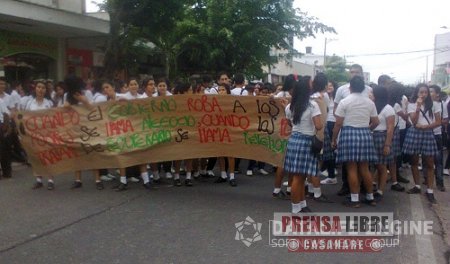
[433,174,450,250]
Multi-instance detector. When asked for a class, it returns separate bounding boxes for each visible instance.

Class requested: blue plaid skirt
[284,132,318,176]
[402,127,438,156]
[321,126,335,161]
[372,131,394,165]
[336,126,378,163]
[393,128,401,157]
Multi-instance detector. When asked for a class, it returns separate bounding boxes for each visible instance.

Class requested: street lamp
[323,38,338,67]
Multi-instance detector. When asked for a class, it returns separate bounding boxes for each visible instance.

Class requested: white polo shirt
[335,93,378,127]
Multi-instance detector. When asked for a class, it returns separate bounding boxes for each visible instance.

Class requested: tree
[103,0,335,79]
[324,55,349,84]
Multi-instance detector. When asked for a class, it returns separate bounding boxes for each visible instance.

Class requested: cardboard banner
[17,95,290,176]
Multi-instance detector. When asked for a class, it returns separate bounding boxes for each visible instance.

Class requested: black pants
[0,125,13,177]
[206,157,217,171]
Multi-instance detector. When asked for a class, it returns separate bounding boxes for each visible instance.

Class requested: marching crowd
[0,63,448,213]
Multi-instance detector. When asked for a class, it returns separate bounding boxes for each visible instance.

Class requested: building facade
[0,0,109,83]
[432,31,450,88]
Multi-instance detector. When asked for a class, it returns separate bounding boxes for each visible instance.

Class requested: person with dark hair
[332,75,379,207]
[403,84,440,203]
[371,86,395,201]
[201,74,213,94]
[377,74,392,87]
[9,81,22,110]
[140,77,156,98]
[92,79,107,103]
[275,74,296,98]
[333,64,373,196]
[321,80,338,184]
[121,78,141,100]
[52,82,66,107]
[231,73,248,96]
[284,78,323,213]
[426,84,447,192]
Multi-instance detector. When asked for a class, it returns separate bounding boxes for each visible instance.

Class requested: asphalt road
[0,162,449,264]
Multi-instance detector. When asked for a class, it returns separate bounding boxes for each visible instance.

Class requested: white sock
[120,176,127,184]
[186,172,192,180]
[221,171,227,179]
[292,202,302,213]
[273,188,281,194]
[392,181,398,185]
[308,183,314,193]
[366,193,374,200]
[174,173,180,180]
[141,172,149,184]
[351,193,359,202]
[286,186,291,193]
[377,190,383,195]
[415,185,421,189]
[229,172,235,180]
[427,189,434,194]
[48,179,54,183]
[152,171,160,180]
[300,200,307,208]
[200,169,206,175]
[313,187,322,198]
[36,177,42,183]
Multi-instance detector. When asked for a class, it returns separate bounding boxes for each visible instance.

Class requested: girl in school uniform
[28,81,56,190]
[284,78,323,213]
[403,84,440,204]
[372,86,395,201]
[214,83,238,187]
[332,76,380,208]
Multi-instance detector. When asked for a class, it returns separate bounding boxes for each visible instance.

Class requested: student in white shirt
[426,85,447,192]
[332,76,380,208]
[92,80,108,103]
[403,84,440,203]
[139,77,157,98]
[372,86,395,201]
[28,81,56,190]
[230,73,248,96]
[321,81,338,185]
[283,78,322,213]
[121,78,141,100]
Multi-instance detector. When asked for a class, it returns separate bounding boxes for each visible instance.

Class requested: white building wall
[434,32,450,66]
[19,0,84,13]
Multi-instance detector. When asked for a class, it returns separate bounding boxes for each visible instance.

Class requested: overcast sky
[86,0,450,84]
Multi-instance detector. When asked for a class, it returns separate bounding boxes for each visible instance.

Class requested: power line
[345,47,450,57]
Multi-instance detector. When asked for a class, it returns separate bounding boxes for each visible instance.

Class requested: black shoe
[272,190,289,200]
[185,179,193,187]
[152,178,161,184]
[407,186,421,194]
[337,187,350,196]
[426,192,437,204]
[114,183,128,191]
[437,185,446,192]
[143,182,152,189]
[362,198,377,206]
[214,177,227,183]
[342,200,361,208]
[47,182,55,190]
[306,192,314,199]
[374,193,383,202]
[391,183,405,192]
[174,179,182,187]
[96,181,104,190]
[313,195,333,203]
[301,206,312,212]
[71,181,82,189]
[286,191,291,196]
[32,182,43,189]
[397,175,410,183]
[229,179,237,187]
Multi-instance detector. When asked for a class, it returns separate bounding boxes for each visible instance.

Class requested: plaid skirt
[372,131,394,164]
[392,128,401,157]
[402,127,438,156]
[336,126,378,163]
[321,126,335,161]
[284,132,318,176]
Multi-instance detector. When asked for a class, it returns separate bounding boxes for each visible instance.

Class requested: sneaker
[282,181,289,187]
[32,182,43,189]
[185,179,193,187]
[437,184,446,192]
[47,182,55,190]
[391,183,405,192]
[272,190,289,200]
[246,170,253,176]
[193,171,200,179]
[426,193,437,204]
[115,183,127,192]
[152,178,161,184]
[96,181,104,190]
[342,200,361,208]
[100,175,113,182]
[229,179,237,187]
[407,186,421,194]
[206,170,215,177]
[174,179,182,187]
[321,170,329,177]
[444,169,449,176]
[313,195,333,203]
[214,177,227,183]
[259,169,269,175]
[301,206,312,213]
[397,175,410,183]
[374,192,383,202]
[129,177,140,183]
[320,178,337,185]
[166,172,173,179]
[71,181,82,189]
[362,199,377,206]
[106,173,116,179]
